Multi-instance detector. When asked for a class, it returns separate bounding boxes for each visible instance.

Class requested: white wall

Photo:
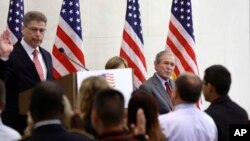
[0,0,249,116]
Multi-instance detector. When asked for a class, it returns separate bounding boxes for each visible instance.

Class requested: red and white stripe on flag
[120,0,147,89]
[166,0,200,107]
[52,0,85,79]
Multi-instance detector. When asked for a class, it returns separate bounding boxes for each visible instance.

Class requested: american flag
[52,0,85,79]
[166,0,199,77]
[120,0,147,88]
[7,0,24,44]
[166,0,200,108]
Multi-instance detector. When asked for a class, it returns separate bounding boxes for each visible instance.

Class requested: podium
[19,68,133,115]
[19,73,78,115]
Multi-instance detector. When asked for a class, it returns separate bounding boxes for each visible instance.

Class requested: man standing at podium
[0,11,53,135]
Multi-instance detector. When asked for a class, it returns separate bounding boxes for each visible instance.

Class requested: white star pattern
[173,0,193,29]
[60,0,83,37]
[7,0,24,44]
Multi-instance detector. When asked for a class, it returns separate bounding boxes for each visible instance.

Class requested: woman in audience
[127,90,167,141]
[72,76,110,138]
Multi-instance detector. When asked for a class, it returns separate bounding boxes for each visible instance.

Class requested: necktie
[165,81,172,97]
[33,50,44,81]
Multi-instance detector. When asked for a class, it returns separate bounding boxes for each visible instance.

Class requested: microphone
[58,47,89,71]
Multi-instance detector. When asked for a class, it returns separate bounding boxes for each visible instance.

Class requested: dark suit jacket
[205,95,249,141]
[0,40,54,134]
[139,73,174,114]
[21,124,93,141]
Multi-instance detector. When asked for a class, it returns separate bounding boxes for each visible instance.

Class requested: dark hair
[204,65,231,96]
[0,80,5,103]
[23,11,47,26]
[127,90,165,141]
[30,81,64,122]
[93,88,124,127]
[175,73,202,103]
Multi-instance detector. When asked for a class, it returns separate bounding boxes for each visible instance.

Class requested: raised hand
[0,29,14,58]
[130,108,147,136]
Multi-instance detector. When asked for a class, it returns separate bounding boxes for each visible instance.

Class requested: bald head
[175,73,202,103]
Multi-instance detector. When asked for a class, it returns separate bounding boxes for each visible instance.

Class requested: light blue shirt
[0,117,21,141]
[159,103,218,141]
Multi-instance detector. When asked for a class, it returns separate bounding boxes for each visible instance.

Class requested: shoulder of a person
[69,128,95,140]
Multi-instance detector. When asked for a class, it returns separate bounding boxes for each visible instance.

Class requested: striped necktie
[165,81,172,97]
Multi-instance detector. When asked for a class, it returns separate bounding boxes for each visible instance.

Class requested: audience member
[0,80,21,141]
[21,81,93,141]
[105,56,128,69]
[72,76,110,138]
[139,50,175,114]
[91,88,148,141]
[23,95,74,136]
[127,90,166,141]
[203,65,249,141]
[0,11,54,134]
[159,73,218,141]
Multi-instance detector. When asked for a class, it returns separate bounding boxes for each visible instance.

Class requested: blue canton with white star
[171,0,194,40]
[125,0,143,43]
[7,0,24,40]
[61,0,83,39]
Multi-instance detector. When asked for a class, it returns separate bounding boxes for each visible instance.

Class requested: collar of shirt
[33,119,61,129]
[21,39,39,60]
[174,103,196,111]
[155,73,170,89]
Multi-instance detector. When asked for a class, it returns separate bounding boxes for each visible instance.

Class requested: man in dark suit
[203,65,249,141]
[0,11,53,134]
[139,50,175,115]
[21,81,92,141]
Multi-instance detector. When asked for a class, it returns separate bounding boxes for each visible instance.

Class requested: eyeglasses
[25,26,46,34]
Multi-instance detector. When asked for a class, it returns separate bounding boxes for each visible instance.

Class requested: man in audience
[203,65,248,141]
[0,80,21,141]
[91,88,148,141]
[139,50,175,114]
[0,11,54,134]
[159,73,218,141]
[21,81,93,141]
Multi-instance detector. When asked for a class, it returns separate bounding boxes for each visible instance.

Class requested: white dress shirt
[159,103,218,141]
[21,39,47,80]
[0,117,21,141]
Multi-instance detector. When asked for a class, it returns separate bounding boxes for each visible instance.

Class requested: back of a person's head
[175,73,202,103]
[0,80,6,111]
[128,90,165,141]
[204,65,231,96]
[92,88,124,127]
[79,76,110,119]
[30,81,64,122]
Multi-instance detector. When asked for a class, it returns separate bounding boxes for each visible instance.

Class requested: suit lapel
[152,74,174,109]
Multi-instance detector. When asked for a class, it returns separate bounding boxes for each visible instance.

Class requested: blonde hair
[78,76,110,120]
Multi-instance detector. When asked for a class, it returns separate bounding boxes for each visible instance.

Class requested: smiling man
[0,11,54,135]
[139,50,176,114]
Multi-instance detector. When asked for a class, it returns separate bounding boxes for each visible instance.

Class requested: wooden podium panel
[55,73,77,110]
[19,73,77,115]
[19,69,133,115]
